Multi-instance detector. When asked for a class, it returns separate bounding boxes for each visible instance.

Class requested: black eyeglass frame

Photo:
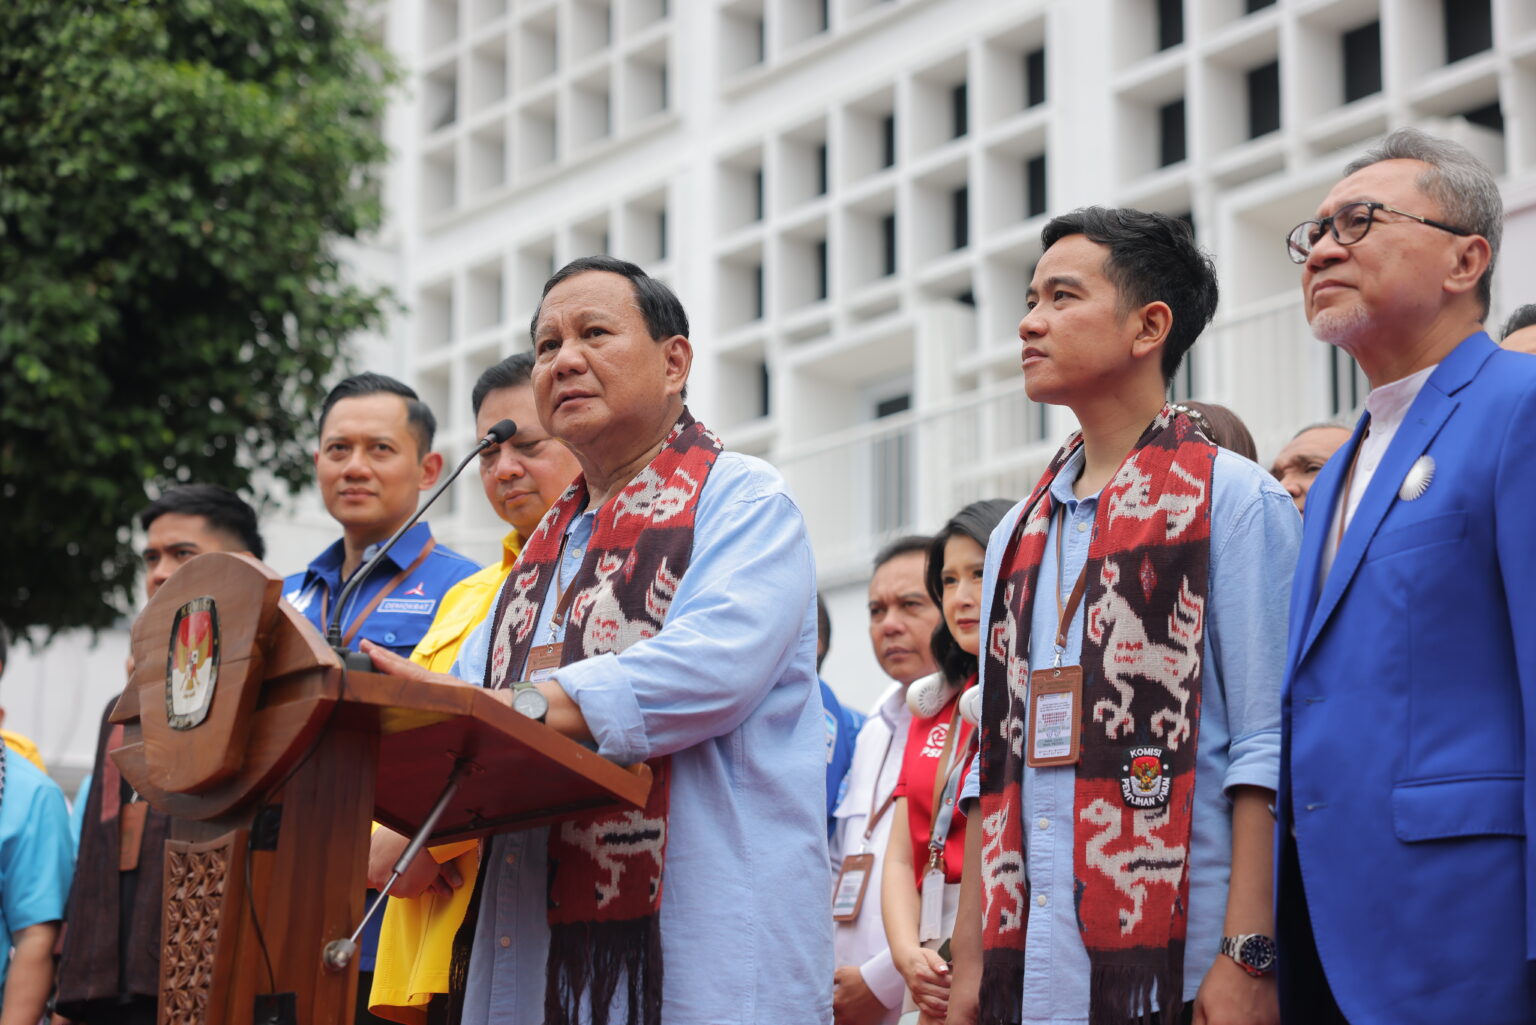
[1286,201,1472,264]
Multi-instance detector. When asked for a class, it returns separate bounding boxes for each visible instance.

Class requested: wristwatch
[508,680,549,723]
[1220,933,1277,977]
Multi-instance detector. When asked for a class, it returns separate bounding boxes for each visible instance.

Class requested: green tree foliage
[0,0,393,636]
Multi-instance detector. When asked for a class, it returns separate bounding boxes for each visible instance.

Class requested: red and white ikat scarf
[482,409,722,1025]
[977,406,1215,1025]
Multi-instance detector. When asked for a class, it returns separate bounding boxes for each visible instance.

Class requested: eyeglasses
[1286,201,1471,264]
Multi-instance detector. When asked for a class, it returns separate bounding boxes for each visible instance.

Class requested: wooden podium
[111,552,651,1025]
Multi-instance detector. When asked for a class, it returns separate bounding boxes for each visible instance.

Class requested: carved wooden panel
[160,831,246,1025]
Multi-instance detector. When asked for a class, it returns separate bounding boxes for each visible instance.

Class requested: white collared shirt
[830,681,913,1019]
[1323,364,1437,577]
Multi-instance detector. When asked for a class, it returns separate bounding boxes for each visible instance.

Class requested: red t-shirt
[894,677,976,886]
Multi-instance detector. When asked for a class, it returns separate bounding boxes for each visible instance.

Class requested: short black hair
[925,499,1014,686]
[139,484,266,561]
[1041,207,1219,383]
[319,372,437,457]
[530,256,690,401]
[1501,304,1536,341]
[472,352,535,417]
[530,255,689,345]
[872,535,931,573]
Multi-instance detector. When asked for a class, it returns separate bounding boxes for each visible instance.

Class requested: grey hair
[1289,420,1352,440]
[1345,127,1502,317]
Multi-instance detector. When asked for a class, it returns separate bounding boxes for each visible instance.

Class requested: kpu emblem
[1119,746,1171,809]
[166,597,220,730]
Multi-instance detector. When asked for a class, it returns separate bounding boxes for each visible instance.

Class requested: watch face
[1240,934,1277,972]
[512,686,549,721]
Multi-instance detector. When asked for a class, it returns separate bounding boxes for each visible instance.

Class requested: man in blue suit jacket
[1278,127,1536,1024]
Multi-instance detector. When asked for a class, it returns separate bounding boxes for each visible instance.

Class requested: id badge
[526,642,563,683]
[1026,666,1082,767]
[918,866,946,942]
[119,801,148,872]
[833,853,874,922]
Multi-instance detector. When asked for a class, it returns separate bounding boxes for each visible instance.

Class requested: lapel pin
[1399,455,1435,501]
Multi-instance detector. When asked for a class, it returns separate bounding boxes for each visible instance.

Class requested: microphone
[325,419,517,661]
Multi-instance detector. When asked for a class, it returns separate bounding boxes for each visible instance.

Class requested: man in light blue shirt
[946,209,1299,1025]
[0,738,75,1019]
[364,256,832,1025]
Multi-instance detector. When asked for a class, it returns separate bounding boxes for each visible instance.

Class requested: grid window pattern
[1445,0,1493,64]
[1342,21,1382,103]
[381,0,1536,595]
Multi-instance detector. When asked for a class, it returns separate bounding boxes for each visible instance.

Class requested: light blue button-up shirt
[450,451,833,1025]
[961,446,1300,1024]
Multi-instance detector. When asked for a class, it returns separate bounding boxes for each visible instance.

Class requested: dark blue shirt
[282,522,479,658]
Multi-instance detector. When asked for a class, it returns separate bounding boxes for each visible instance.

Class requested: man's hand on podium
[368,825,462,899]
[359,639,594,744]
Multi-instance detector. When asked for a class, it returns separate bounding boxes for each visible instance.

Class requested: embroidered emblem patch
[1119,746,1171,809]
[166,596,220,730]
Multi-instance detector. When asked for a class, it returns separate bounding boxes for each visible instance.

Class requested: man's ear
[661,335,693,399]
[1130,300,1174,362]
[418,451,445,490]
[1444,235,1492,301]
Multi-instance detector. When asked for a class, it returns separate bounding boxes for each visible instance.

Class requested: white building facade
[11,0,1536,776]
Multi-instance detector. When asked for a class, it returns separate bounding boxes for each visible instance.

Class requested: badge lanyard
[919,702,972,942]
[1332,423,1370,559]
[522,532,583,686]
[860,734,898,853]
[1026,507,1087,768]
[1052,505,1089,667]
[833,733,900,922]
[318,539,438,647]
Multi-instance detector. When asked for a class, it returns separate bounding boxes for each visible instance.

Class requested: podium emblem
[166,596,220,730]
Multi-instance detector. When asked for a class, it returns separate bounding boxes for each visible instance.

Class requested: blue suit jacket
[1278,333,1536,1024]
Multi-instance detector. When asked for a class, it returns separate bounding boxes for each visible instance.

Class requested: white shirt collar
[1364,364,1437,434]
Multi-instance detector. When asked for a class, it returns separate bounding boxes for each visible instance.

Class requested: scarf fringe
[545,918,664,1025]
[978,949,1025,1025]
[1087,962,1183,1025]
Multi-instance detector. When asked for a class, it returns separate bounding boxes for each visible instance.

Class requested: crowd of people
[2,125,1533,1025]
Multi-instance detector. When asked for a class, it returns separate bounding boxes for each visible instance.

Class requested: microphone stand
[325,419,516,669]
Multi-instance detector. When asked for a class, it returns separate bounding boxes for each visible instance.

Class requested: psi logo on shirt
[920,722,951,758]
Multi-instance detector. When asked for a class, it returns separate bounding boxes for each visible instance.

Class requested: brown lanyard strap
[1053,506,1090,658]
[320,539,438,647]
[548,532,582,632]
[1334,423,1370,556]
[861,734,898,846]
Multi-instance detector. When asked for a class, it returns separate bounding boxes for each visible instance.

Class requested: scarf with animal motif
[978,406,1215,1025]
[482,409,721,1025]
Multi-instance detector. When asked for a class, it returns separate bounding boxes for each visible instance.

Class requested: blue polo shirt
[282,521,480,658]
[0,755,74,1005]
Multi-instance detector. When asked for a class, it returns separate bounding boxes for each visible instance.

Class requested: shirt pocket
[1391,774,1524,842]
[1366,510,1466,563]
[356,606,438,654]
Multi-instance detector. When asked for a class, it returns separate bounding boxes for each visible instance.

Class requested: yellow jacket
[369,531,521,1024]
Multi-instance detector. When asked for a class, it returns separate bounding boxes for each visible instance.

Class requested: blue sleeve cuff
[557,652,651,764]
[1223,726,1280,796]
[959,750,981,804]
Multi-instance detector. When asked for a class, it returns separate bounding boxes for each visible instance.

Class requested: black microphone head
[484,419,517,445]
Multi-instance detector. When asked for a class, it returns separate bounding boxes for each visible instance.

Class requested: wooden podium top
[113,552,651,838]
[340,670,651,843]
